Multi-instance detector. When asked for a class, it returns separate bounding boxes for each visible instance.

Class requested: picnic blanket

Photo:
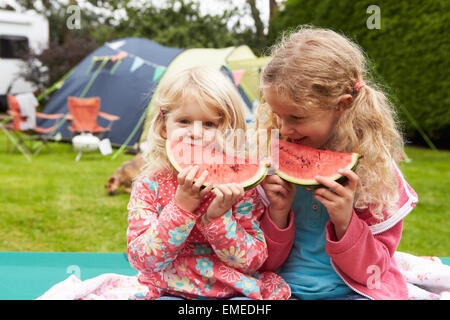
[37,273,149,300]
[35,251,450,300]
[394,252,450,300]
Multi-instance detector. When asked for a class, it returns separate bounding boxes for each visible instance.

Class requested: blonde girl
[257,26,418,300]
[127,66,290,300]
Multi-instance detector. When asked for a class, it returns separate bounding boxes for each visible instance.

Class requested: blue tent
[39,37,182,147]
[39,37,267,148]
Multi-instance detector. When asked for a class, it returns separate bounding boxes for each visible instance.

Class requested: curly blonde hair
[141,66,247,177]
[257,26,404,219]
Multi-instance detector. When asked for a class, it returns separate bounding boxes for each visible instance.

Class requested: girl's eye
[203,121,216,128]
[178,119,190,124]
[291,115,304,121]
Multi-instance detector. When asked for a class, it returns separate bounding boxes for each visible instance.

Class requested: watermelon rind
[166,140,268,190]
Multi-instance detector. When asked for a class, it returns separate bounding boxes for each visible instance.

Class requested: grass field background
[0,132,449,257]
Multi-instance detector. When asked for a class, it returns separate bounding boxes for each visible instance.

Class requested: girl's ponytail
[333,81,404,218]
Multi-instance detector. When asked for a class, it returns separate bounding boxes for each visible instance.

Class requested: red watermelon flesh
[270,139,360,187]
[166,139,268,189]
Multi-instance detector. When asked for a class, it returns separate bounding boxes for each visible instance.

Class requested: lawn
[0,133,133,252]
[0,132,449,257]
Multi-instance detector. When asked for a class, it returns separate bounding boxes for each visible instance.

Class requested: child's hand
[204,183,245,223]
[261,175,296,229]
[175,165,214,213]
[313,169,359,240]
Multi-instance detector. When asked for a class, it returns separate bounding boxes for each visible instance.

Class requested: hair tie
[354,79,366,92]
[159,106,164,117]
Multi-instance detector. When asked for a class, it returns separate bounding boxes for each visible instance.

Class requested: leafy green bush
[268,0,450,148]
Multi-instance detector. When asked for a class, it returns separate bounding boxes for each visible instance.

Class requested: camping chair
[0,94,65,159]
[66,97,120,139]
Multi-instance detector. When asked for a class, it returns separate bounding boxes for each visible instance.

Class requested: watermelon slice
[166,139,268,190]
[166,139,360,190]
[270,139,360,188]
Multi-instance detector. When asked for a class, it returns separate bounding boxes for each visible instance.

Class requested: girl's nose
[188,121,203,140]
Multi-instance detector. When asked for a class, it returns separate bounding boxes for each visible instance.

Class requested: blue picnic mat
[0,252,137,300]
[0,252,448,300]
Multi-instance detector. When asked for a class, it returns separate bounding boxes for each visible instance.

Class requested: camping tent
[38,37,270,148]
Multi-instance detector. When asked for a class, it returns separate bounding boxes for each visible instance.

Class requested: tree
[111,0,242,49]
[267,0,450,148]
[12,0,275,95]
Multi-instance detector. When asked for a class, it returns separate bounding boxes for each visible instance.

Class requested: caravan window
[0,35,29,59]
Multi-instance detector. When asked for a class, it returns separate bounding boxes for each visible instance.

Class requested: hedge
[267,0,450,148]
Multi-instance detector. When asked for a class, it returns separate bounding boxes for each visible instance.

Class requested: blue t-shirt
[278,186,353,300]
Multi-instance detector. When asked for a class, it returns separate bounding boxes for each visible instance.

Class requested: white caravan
[0,9,48,111]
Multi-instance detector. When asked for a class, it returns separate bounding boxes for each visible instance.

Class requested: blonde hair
[257,26,404,219]
[142,66,247,176]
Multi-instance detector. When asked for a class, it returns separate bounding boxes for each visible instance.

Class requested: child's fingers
[213,187,224,202]
[337,169,359,191]
[184,166,199,186]
[219,184,233,203]
[262,176,291,194]
[263,174,285,185]
[193,170,208,191]
[199,183,214,197]
[212,185,229,204]
[313,193,332,208]
[314,175,346,197]
[229,183,244,200]
[313,187,339,202]
[177,165,192,185]
[264,183,288,197]
[262,175,290,193]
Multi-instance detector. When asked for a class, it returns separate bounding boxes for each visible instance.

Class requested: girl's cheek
[276,117,282,128]
[168,127,187,141]
[203,128,217,143]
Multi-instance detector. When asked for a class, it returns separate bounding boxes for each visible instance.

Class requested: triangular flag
[112,51,128,62]
[91,60,103,72]
[152,66,166,82]
[130,57,144,73]
[231,69,245,87]
[108,40,126,50]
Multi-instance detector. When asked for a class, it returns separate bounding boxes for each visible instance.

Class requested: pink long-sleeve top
[259,163,418,300]
[127,170,291,300]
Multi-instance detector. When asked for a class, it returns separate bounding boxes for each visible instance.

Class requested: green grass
[0,132,449,257]
[397,148,450,257]
[0,133,133,252]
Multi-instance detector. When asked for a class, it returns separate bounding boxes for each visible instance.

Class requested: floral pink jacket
[127,171,291,300]
[259,163,418,300]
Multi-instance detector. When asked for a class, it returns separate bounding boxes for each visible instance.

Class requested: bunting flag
[112,51,128,62]
[108,40,126,50]
[104,59,115,70]
[109,60,122,75]
[130,57,144,73]
[231,69,245,87]
[91,60,104,73]
[152,66,166,82]
[102,41,169,79]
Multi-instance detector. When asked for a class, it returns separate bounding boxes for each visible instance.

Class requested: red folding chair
[0,94,65,159]
[66,96,119,139]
